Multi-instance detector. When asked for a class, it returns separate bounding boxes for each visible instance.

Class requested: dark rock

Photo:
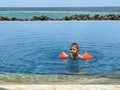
[11,17,18,21]
[81,14,90,20]
[31,15,52,21]
[64,16,71,20]
[63,14,90,20]
[0,16,10,21]
[32,16,39,20]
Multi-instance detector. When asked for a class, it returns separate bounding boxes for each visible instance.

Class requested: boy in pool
[69,43,83,59]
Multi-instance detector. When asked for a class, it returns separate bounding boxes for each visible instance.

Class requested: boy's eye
[70,49,75,50]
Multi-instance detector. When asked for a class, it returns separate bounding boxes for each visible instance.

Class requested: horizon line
[0,6,120,8]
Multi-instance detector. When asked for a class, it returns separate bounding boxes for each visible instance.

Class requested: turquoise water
[0,11,120,19]
[0,7,120,19]
[0,11,85,19]
[0,21,120,84]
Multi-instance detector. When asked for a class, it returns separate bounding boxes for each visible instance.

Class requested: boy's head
[70,43,79,55]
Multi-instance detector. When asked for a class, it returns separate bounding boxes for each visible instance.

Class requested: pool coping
[0,85,120,90]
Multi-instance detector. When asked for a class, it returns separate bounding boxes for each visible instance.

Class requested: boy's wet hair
[70,43,79,51]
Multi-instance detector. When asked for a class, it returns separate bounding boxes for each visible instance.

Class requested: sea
[0,7,120,19]
[0,7,120,84]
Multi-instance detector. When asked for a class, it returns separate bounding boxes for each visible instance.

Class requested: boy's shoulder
[69,54,82,59]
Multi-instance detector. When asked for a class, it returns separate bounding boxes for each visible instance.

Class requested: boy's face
[70,45,79,55]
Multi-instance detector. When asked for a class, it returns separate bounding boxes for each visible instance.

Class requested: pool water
[0,21,120,84]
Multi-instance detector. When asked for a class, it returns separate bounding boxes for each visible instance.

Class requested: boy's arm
[78,54,83,59]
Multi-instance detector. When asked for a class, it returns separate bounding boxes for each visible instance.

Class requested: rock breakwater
[0,14,120,21]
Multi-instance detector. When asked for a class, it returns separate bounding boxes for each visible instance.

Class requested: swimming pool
[0,21,120,84]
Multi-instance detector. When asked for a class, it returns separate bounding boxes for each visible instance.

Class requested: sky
[0,0,120,7]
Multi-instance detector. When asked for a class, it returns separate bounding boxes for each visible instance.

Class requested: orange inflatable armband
[82,52,93,60]
[58,51,68,59]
